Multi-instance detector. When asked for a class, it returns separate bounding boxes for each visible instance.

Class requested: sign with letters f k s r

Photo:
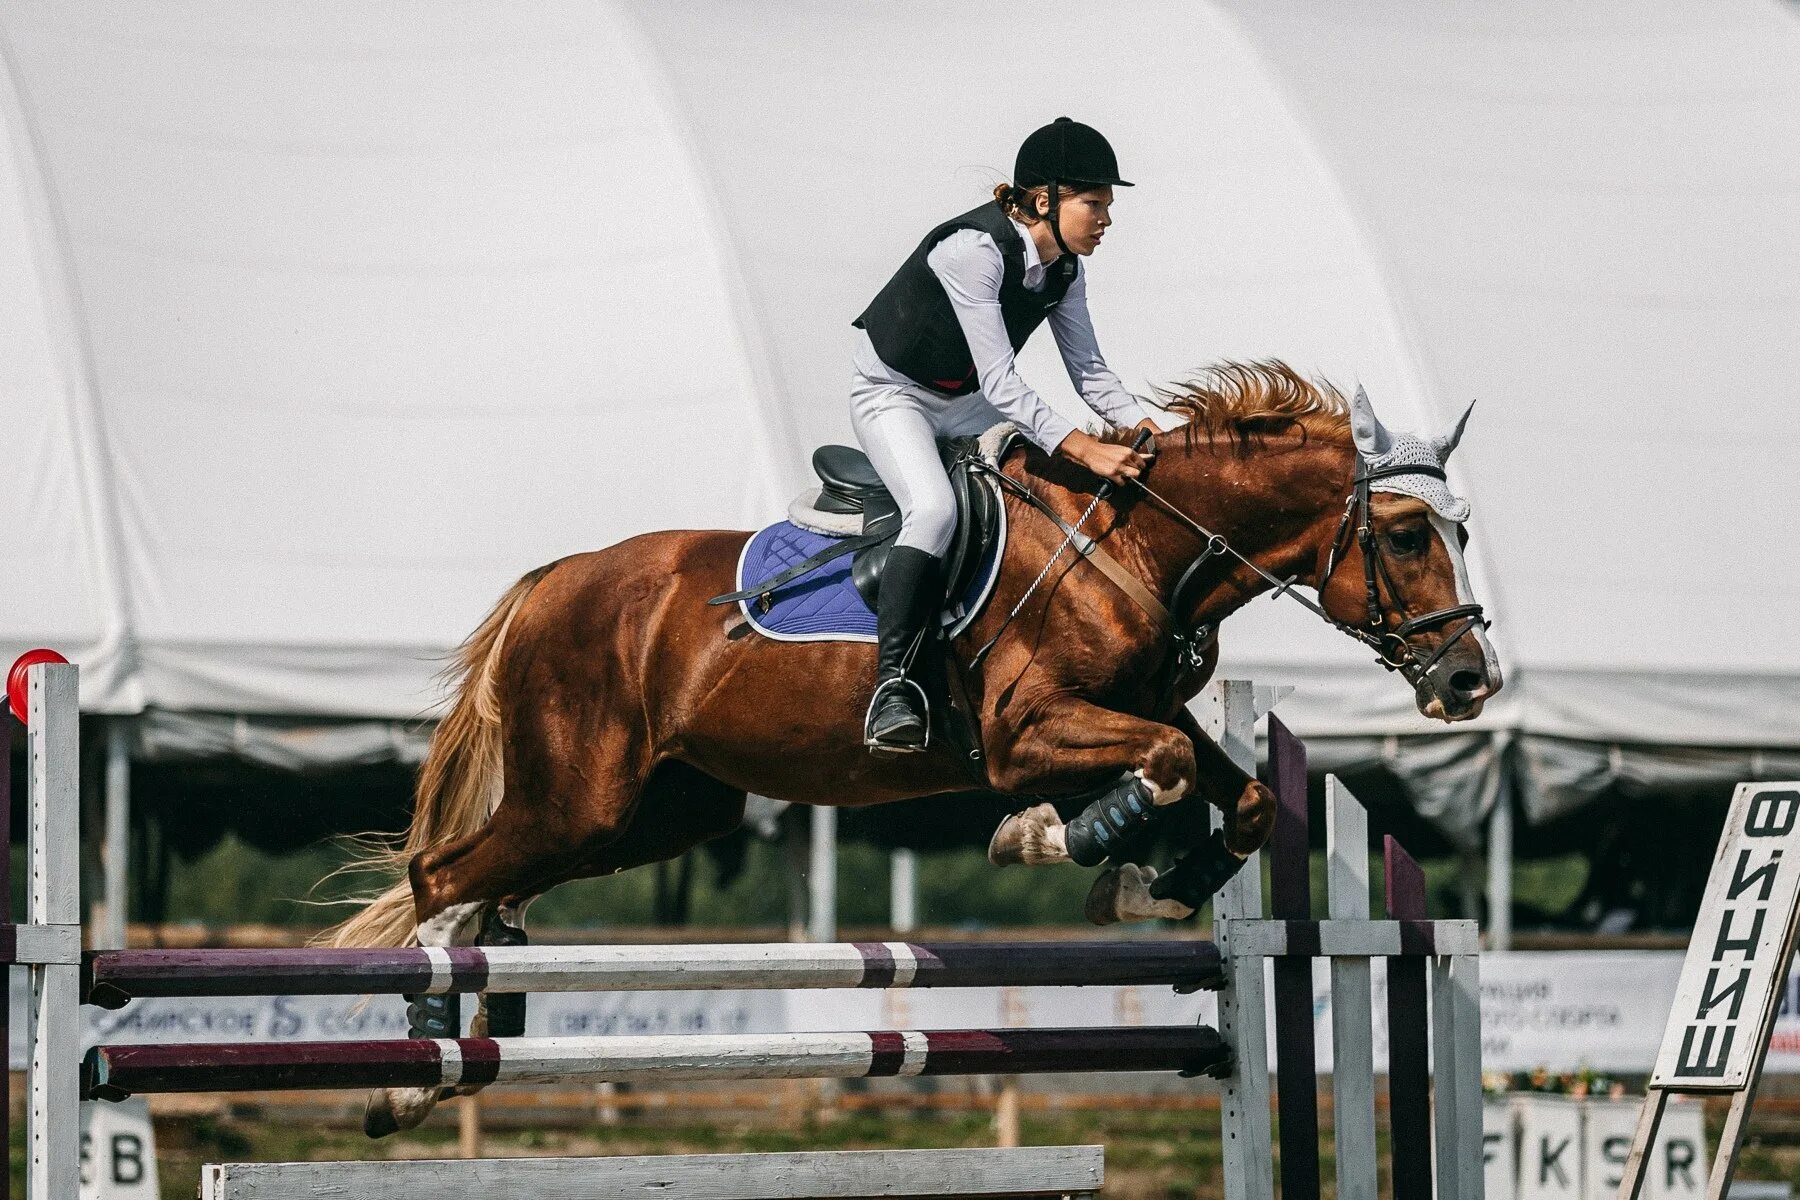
[1652,783,1800,1090]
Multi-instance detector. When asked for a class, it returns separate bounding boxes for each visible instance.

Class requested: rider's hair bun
[993,181,1045,224]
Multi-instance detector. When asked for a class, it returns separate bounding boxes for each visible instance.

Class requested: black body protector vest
[854,200,1078,397]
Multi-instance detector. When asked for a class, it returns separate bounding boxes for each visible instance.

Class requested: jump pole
[83,939,1224,1005]
[83,1025,1232,1099]
[198,1147,1109,1200]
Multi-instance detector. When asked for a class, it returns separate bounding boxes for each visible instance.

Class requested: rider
[851,117,1158,753]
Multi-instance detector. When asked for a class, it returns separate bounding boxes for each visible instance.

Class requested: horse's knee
[1137,727,1197,806]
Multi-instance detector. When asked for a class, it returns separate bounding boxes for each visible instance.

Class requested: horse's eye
[1387,526,1428,556]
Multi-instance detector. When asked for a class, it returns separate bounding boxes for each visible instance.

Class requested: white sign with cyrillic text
[1653,782,1800,1090]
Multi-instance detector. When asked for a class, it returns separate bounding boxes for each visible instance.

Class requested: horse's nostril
[1449,669,1484,696]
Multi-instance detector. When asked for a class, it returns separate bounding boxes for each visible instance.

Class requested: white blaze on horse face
[1428,513,1502,689]
[1135,767,1188,808]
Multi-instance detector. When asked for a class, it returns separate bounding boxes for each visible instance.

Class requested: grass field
[32,1088,1798,1200]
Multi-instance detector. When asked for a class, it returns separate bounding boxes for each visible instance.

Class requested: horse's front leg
[984,696,1193,860]
[1130,706,1277,916]
[979,698,1204,923]
[1170,705,1276,856]
[984,699,1275,924]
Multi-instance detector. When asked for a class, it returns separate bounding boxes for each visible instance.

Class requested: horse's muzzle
[1416,650,1500,722]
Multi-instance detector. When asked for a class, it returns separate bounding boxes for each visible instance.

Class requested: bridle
[1137,458,1489,686]
[967,447,1488,690]
[1320,461,1488,679]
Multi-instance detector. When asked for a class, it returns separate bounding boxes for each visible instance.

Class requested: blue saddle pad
[735,514,1005,644]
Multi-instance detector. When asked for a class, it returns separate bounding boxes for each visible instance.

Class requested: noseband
[1137,459,1489,687]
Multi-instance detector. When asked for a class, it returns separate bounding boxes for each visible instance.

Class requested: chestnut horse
[328,361,1500,1135]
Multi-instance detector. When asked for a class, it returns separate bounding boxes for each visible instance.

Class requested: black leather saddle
[810,437,1001,611]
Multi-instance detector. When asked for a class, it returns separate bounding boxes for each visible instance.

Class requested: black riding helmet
[1013,117,1133,257]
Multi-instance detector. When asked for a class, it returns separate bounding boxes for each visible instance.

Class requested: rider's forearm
[1055,428,1101,466]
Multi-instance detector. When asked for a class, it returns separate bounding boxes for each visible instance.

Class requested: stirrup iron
[863,675,931,752]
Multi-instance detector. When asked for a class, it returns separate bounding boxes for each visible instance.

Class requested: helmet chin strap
[1045,180,1074,258]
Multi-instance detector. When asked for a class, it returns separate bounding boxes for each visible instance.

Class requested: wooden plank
[1268,716,1320,1200]
[1207,680,1274,1200]
[1267,715,1311,915]
[199,1146,1106,1200]
[84,938,1223,1006]
[1615,1090,1669,1200]
[6,924,81,966]
[1225,919,1480,958]
[84,1024,1231,1098]
[1383,835,1432,1200]
[1704,846,1800,1200]
[1327,777,1376,1200]
[27,664,80,1200]
[1433,952,1485,1200]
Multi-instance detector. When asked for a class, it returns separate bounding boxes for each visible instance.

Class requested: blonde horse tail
[317,564,554,950]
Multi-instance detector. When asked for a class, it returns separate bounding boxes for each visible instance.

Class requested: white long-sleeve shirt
[853,219,1148,454]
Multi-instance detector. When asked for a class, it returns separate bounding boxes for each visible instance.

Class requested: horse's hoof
[987,803,1063,866]
[476,910,530,1039]
[362,1086,439,1138]
[362,1090,401,1139]
[1085,863,1195,925]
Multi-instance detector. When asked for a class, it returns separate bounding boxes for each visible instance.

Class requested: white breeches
[849,368,1008,558]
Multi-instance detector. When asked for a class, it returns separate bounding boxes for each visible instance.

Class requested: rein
[973,450,1488,688]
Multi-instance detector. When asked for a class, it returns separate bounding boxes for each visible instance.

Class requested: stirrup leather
[863,675,931,751]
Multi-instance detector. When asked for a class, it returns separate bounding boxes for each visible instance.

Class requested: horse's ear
[1348,384,1393,457]
[1431,400,1476,463]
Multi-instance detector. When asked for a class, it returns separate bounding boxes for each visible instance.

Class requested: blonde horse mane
[1143,359,1351,453]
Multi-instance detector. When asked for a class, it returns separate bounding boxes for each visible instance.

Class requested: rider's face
[1034,186,1114,255]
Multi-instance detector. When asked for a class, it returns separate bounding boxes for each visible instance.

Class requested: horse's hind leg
[365,703,654,1138]
[367,759,747,1136]
[465,761,748,1044]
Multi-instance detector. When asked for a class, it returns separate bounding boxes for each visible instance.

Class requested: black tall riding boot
[865,546,942,752]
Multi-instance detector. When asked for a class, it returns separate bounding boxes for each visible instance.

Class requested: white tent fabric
[2,3,1796,828]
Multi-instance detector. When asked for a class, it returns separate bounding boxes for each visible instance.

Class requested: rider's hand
[1057,429,1154,486]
